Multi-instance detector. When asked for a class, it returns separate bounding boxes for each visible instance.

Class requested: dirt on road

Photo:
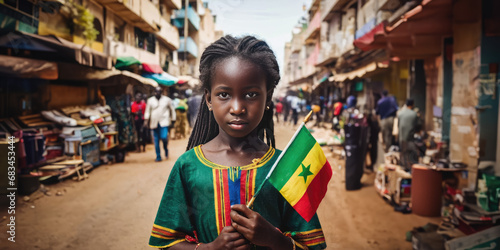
[1,123,439,249]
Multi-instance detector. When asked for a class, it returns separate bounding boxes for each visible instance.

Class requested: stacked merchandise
[413,173,500,249]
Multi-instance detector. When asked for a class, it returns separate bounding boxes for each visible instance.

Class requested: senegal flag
[268,126,332,222]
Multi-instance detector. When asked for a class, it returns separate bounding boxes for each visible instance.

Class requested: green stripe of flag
[269,126,316,190]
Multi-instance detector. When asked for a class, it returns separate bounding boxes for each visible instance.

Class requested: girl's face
[206,57,270,139]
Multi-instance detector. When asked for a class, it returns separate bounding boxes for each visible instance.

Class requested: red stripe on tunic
[240,170,247,205]
[222,171,231,226]
[214,170,224,233]
[292,161,332,222]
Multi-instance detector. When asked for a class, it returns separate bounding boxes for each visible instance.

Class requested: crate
[81,137,100,166]
[100,131,118,151]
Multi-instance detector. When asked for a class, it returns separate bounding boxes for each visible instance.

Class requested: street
[1,122,439,250]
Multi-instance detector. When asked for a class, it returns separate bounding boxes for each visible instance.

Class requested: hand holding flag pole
[246,111,331,222]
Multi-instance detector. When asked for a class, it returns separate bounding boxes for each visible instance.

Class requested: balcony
[304,11,321,44]
[290,32,304,53]
[157,17,180,50]
[162,0,182,9]
[108,40,159,65]
[178,36,197,59]
[316,41,339,67]
[173,6,200,31]
[93,0,160,33]
[306,42,320,66]
[321,0,352,22]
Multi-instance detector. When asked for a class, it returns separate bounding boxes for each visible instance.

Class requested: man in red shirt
[131,91,147,152]
[275,100,283,123]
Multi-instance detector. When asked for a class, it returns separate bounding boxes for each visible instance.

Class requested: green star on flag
[298,163,313,183]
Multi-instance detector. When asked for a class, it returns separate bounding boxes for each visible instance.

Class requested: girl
[149,35,326,250]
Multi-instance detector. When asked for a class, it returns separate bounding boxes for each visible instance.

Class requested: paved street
[1,122,438,249]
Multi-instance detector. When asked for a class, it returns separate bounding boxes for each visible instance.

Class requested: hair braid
[186,35,280,151]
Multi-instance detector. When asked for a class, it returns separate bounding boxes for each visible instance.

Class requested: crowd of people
[130,86,203,162]
[272,89,424,173]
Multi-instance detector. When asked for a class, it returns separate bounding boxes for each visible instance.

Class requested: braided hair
[186,35,280,150]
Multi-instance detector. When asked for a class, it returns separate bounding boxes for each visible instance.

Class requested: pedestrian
[149,35,327,249]
[398,99,419,171]
[290,95,301,126]
[187,92,202,128]
[131,91,147,152]
[174,93,188,139]
[312,98,321,127]
[366,112,380,170]
[171,92,180,139]
[332,101,343,131]
[274,100,283,123]
[376,90,399,152]
[283,95,291,123]
[144,86,176,162]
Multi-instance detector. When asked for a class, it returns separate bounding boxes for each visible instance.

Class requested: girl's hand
[204,226,251,250]
[230,205,291,249]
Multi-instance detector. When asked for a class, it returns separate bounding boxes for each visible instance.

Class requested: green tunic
[149,146,327,249]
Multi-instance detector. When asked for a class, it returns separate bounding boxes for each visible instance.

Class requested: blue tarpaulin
[142,72,178,86]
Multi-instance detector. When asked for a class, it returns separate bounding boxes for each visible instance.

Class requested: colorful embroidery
[194,146,275,170]
[151,224,186,240]
[213,169,231,234]
[241,169,257,204]
[285,229,326,246]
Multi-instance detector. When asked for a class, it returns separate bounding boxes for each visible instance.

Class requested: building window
[1,0,39,19]
[134,27,156,53]
[114,26,124,42]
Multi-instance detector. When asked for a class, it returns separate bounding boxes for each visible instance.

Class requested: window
[134,27,156,53]
[114,26,124,42]
[1,0,39,19]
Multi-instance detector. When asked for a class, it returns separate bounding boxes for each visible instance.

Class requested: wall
[497,97,500,175]
[449,0,481,187]
[46,84,89,109]
[478,0,500,164]
[424,57,441,132]
[38,0,104,52]
[409,60,427,122]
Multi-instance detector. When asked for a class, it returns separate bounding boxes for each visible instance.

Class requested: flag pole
[247,111,313,208]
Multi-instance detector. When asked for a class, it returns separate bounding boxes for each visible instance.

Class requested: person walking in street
[290,95,301,126]
[398,99,419,171]
[144,86,176,162]
[274,99,283,123]
[149,35,327,250]
[283,95,291,123]
[174,93,188,139]
[131,91,147,152]
[187,91,203,128]
[376,90,399,152]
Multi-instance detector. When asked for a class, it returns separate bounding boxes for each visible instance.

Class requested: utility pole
[183,0,189,75]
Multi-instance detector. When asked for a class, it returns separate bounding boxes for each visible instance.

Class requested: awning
[0,55,58,80]
[332,62,389,82]
[0,30,112,69]
[353,21,386,52]
[142,63,163,74]
[384,0,452,59]
[142,72,178,86]
[352,0,452,59]
[57,63,157,87]
[115,56,141,69]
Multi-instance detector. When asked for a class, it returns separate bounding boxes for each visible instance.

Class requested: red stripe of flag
[240,170,247,204]
[292,161,332,222]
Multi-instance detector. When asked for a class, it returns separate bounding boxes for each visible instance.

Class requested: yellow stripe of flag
[278,143,326,206]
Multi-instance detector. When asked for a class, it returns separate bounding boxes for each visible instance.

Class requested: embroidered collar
[194,145,275,170]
